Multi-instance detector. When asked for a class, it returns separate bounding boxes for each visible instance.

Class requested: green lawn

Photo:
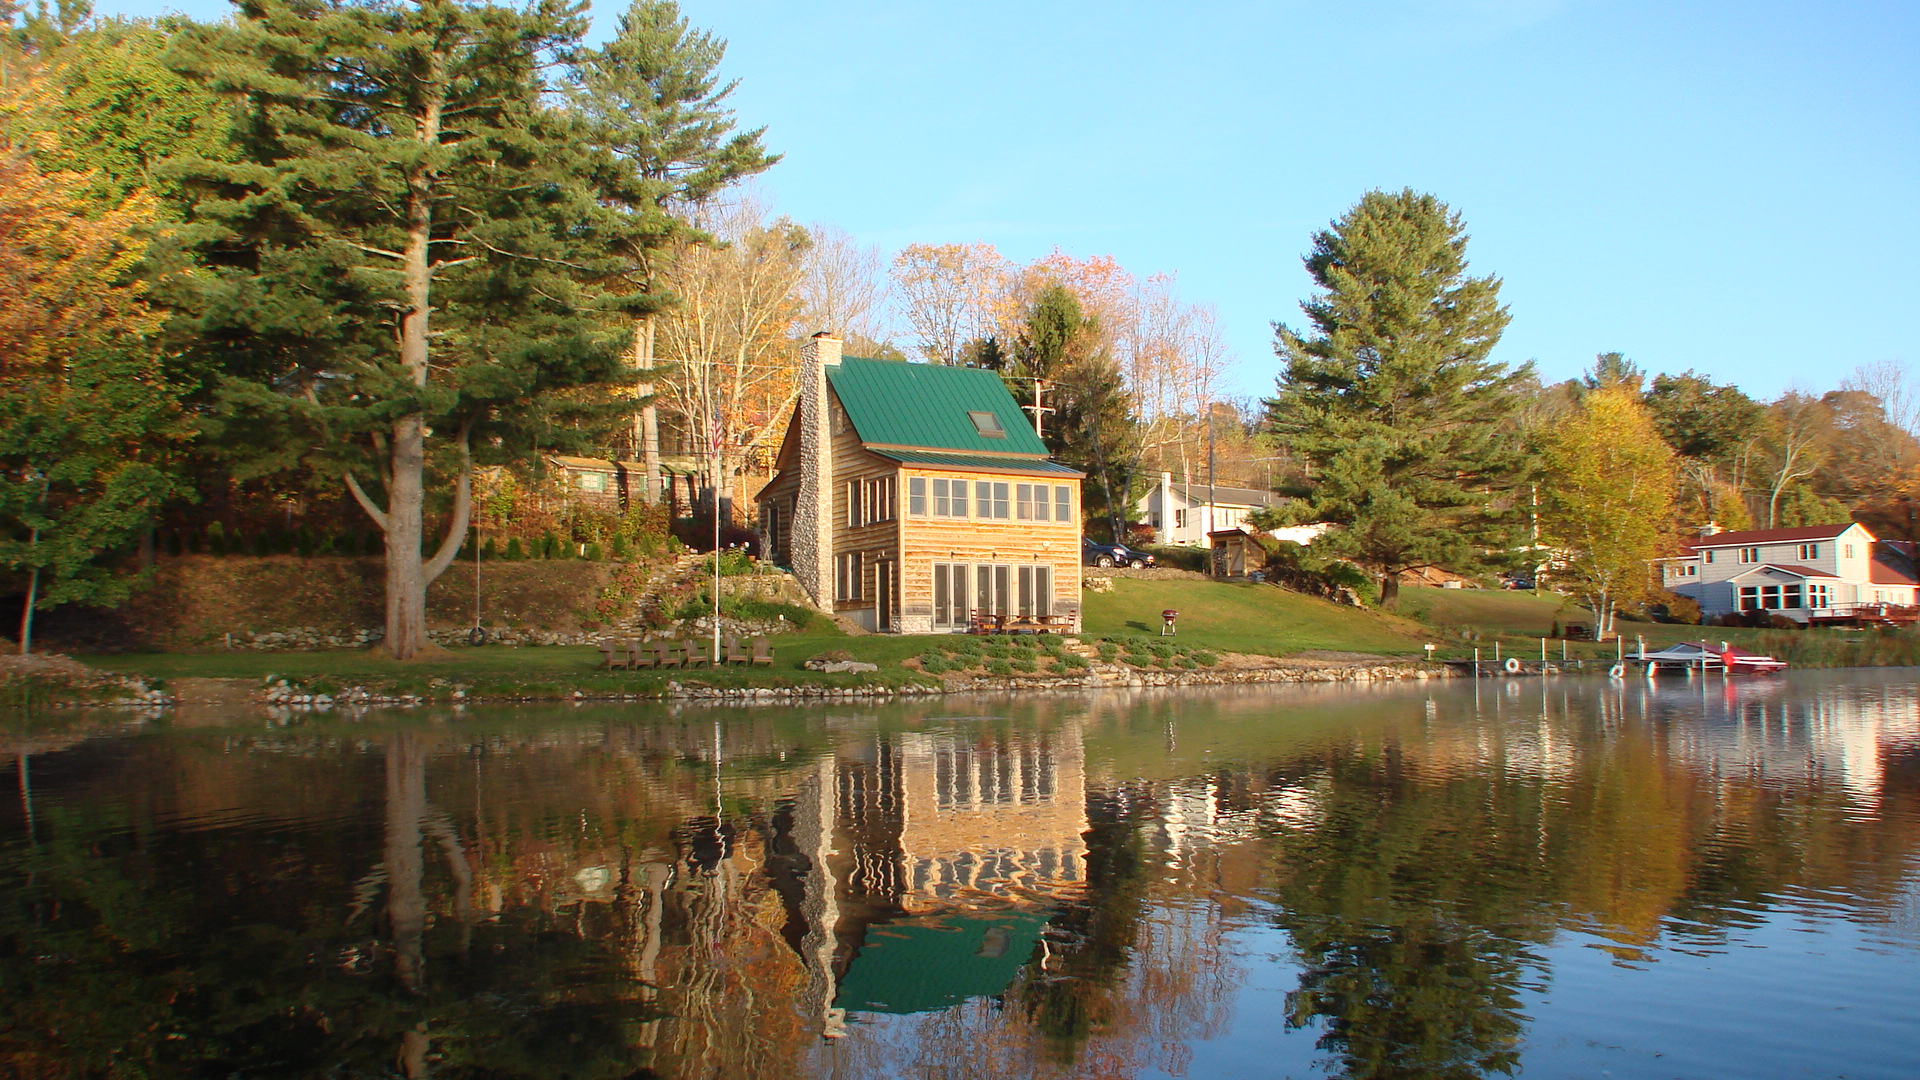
[85,630,941,698]
[1081,577,1428,657]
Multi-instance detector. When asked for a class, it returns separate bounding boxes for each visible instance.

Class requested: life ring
[1504,657,1522,674]
[1608,663,1625,679]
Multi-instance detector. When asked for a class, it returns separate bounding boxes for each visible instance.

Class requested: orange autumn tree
[0,139,190,651]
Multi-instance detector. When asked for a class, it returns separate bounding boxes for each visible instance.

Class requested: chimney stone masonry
[791,333,841,609]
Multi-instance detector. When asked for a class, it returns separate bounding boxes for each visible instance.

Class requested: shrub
[1010,654,1036,673]
[504,537,525,561]
[1097,643,1119,662]
[985,658,1013,676]
[1125,654,1153,668]
[921,658,948,675]
[583,542,603,561]
[1192,651,1218,667]
[1059,653,1090,670]
[1175,657,1197,670]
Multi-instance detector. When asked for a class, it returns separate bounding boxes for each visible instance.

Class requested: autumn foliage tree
[1539,384,1676,638]
[0,142,190,651]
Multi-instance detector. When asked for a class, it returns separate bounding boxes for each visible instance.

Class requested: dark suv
[1082,537,1155,568]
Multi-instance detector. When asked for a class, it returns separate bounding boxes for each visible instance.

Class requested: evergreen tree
[566,0,777,501]
[1007,284,1138,537]
[167,0,630,659]
[1266,189,1526,605]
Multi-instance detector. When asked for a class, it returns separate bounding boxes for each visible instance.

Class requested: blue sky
[99,1,1920,401]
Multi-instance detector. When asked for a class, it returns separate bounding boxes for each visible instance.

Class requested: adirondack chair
[724,636,750,666]
[655,641,683,669]
[682,639,712,668]
[750,636,773,666]
[598,641,630,670]
[627,641,657,669]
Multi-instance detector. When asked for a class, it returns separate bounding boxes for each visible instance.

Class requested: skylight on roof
[968,410,1006,438]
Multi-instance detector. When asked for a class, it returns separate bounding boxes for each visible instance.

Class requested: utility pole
[1022,379,1054,440]
[1206,402,1217,537]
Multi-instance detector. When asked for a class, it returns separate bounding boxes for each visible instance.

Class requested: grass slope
[1081,578,1426,657]
[86,630,941,698]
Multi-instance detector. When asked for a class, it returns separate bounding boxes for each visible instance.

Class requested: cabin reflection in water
[788,723,1088,1033]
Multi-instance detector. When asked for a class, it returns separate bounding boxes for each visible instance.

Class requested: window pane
[976,481,991,519]
[977,564,992,614]
[994,565,1010,613]
[1018,565,1033,615]
[1016,483,1033,521]
[934,563,949,625]
[910,477,927,516]
[951,478,967,518]
[993,482,1010,519]
[1036,565,1052,616]
[1055,485,1070,523]
[934,478,949,516]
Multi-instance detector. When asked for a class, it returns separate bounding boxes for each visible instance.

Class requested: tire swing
[1504,657,1522,674]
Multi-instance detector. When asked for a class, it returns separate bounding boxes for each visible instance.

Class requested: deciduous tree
[1265,189,1526,605]
[1539,384,1675,639]
[0,145,189,652]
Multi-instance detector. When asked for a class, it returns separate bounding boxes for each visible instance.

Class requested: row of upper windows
[907,477,1074,523]
[1698,542,1853,565]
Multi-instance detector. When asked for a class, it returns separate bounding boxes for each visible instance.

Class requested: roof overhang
[874,449,1084,477]
[1728,564,1840,582]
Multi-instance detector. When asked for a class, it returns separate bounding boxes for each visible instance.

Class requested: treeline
[0,0,1253,658]
[1257,188,1919,627]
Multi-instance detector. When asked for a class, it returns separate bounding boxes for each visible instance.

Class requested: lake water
[4,671,1918,1079]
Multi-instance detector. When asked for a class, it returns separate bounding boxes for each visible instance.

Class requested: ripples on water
[2,670,1917,1078]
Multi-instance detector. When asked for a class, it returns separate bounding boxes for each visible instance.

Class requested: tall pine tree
[1266,189,1527,605]
[168,0,630,659]
[567,0,776,503]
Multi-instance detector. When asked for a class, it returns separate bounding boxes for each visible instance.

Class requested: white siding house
[1140,473,1331,547]
[1659,523,1919,622]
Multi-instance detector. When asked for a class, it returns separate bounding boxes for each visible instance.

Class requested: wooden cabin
[756,334,1084,633]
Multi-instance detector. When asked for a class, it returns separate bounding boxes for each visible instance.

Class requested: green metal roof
[828,357,1051,456]
[869,449,1083,476]
[833,910,1049,1015]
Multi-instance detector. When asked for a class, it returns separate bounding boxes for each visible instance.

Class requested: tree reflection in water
[0,675,1915,1078]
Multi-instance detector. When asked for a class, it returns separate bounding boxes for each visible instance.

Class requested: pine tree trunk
[1379,573,1400,608]
[378,78,442,661]
[635,317,661,502]
[384,415,430,658]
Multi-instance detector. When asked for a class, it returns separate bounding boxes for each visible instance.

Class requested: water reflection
[2,672,1917,1078]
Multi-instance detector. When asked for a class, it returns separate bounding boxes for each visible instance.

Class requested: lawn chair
[627,641,657,669]
[598,641,630,670]
[750,636,773,667]
[725,636,750,666]
[682,639,712,668]
[655,641,683,669]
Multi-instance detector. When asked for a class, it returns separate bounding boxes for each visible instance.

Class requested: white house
[1658,523,1919,623]
[1140,472,1330,547]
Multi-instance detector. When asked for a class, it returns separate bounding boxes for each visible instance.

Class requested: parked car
[1082,536,1156,569]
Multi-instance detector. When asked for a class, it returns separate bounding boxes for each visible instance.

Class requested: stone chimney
[790,333,842,609]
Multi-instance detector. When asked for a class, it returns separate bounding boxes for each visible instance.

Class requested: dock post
[1474,647,1481,678]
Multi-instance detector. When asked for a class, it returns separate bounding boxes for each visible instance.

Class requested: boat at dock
[1629,641,1788,676]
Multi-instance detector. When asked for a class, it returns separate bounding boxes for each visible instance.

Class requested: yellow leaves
[0,146,165,374]
[1540,386,1678,606]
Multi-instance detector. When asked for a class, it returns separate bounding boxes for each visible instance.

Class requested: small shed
[1209,528,1265,579]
